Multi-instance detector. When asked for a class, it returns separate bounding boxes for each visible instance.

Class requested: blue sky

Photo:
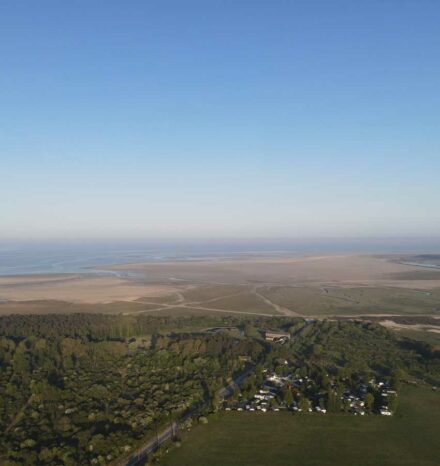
[1,0,439,240]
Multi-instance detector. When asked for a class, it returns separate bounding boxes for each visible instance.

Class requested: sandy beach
[0,254,439,307]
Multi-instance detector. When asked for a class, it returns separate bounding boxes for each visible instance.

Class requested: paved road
[123,420,179,466]
[218,365,255,399]
[119,364,256,466]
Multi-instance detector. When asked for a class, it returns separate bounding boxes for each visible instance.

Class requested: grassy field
[182,285,249,302]
[205,293,278,314]
[145,305,275,317]
[143,306,242,317]
[0,299,153,315]
[162,385,439,466]
[395,328,440,345]
[258,285,440,316]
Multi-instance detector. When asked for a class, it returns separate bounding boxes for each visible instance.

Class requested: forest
[0,314,438,465]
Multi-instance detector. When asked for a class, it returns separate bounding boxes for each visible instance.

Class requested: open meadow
[161,385,440,466]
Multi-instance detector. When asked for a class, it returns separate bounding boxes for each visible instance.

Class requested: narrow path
[135,303,277,317]
[5,395,33,433]
[252,286,300,316]
[171,291,185,304]
[181,304,276,317]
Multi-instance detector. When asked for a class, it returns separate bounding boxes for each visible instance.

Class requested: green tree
[283,389,293,406]
[391,369,405,391]
[244,324,256,338]
[327,390,341,413]
[255,364,263,384]
[299,397,310,412]
[365,392,375,412]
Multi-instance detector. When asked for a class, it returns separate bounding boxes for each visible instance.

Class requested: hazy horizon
[2,236,440,253]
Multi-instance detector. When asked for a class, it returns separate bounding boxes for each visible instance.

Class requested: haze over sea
[1,238,440,276]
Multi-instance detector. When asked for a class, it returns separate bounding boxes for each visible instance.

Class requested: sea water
[0,238,439,276]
